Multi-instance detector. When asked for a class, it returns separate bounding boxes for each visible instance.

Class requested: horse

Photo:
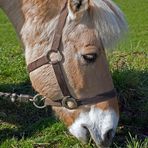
[0,0,127,147]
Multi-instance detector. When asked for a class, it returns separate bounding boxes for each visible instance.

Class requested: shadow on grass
[0,69,147,147]
[0,81,55,145]
[0,80,34,95]
[111,69,148,147]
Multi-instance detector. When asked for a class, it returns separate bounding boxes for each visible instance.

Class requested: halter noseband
[27,0,117,110]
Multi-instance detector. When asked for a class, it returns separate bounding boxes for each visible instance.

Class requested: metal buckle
[29,94,46,109]
[62,96,78,110]
[47,50,63,64]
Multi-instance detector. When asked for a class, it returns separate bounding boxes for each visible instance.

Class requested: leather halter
[27,0,117,110]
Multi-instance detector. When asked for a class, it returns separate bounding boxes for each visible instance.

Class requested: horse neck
[0,0,64,64]
[0,0,25,37]
[0,0,64,39]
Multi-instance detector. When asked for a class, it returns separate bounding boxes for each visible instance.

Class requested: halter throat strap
[27,0,117,110]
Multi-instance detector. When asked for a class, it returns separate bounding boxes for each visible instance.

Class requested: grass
[0,0,148,147]
[114,0,148,52]
[125,133,148,148]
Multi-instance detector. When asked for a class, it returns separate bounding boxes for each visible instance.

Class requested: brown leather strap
[77,88,117,106]
[52,63,71,96]
[50,1,68,53]
[45,89,117,108]
[28,55,49,72]
[49,1,70,96]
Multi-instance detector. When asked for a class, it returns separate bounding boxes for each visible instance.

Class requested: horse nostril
[99,129,114,147]
[81,124,91,140]
[104,129,114,141]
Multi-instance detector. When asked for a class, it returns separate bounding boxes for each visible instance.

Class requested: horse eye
[82,53,97,63]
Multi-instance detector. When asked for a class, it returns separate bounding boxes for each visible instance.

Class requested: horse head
[1,0,127,147]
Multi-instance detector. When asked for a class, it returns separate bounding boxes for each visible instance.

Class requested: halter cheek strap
[27,0,117,110]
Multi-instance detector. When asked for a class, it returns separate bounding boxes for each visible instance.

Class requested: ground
[0,0,148,147]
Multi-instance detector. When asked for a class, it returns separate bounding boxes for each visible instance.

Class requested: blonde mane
[92,0,127,49]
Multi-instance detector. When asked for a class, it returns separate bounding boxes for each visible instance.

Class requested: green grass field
[0,0,148,147]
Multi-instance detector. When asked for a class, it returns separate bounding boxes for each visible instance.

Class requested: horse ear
[68,0,90,20]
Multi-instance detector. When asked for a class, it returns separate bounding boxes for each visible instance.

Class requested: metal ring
[47,50,63,64]
[30,94,47,109]
[62,96,78,110]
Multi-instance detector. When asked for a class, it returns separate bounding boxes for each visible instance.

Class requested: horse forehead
[66,28,98,47]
